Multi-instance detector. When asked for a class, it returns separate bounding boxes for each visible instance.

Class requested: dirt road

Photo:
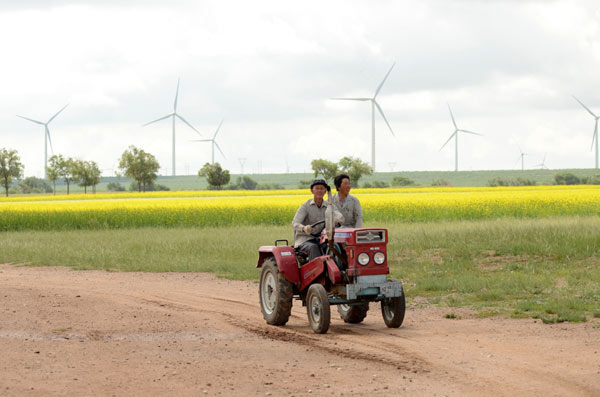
[1,263,598,396]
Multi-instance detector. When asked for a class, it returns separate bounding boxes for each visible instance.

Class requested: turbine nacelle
[330,62,396,171]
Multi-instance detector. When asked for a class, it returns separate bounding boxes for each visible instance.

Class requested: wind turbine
[143,79,200,176]
[534,153,548,170]
[192,120,225,164]
[572,95,599,169]
[516,147,527,171]
[331,62,396,171]
[17,104,68,179]
[440,104,483,171]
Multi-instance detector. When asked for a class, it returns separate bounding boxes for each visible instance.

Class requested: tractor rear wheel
[337,303,369,323]
[259,258,293,326]
[381,294,405,328]
[306,284,330,334]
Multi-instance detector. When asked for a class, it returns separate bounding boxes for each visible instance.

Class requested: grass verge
[1,216,599,322]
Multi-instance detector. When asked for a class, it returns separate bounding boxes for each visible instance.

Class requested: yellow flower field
[1,186,599,231]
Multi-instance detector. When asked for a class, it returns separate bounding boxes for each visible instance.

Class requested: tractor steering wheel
[310,220,326,237]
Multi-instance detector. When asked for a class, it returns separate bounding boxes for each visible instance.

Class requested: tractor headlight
[373,252,386,265]
[357,253,370,265]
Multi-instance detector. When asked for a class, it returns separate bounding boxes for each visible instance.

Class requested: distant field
[2,185,599,231]
[44,168,600,193]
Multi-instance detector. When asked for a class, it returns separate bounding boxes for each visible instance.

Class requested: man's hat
[310,179,329,189]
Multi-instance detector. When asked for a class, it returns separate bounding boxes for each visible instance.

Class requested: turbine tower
[517,147,527,171]
[440,104,482,172]
[192,120,225,164]
[17,104,68,179]
[572,95,599,169]
[143,79,200,176]
[331,62,396,171]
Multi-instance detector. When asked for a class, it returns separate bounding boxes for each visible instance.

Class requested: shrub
[297,179,312,189]
[488,177,536,187]
[391,176,415,186]
[256,183,285,190]
[228,176,258,190]
[554,173,580,185]
[107,182,126,192]
[16,177,52,194]
[129,181,170,191]
[582,175,600,185]
[431,178,451,187]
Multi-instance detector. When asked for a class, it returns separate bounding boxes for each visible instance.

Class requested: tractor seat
[294,248,310,266]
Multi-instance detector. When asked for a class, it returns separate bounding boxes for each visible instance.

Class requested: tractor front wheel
[306,284,330,334]
[259,258,293,326]
[337,303,369,323]
[381,294,405,328]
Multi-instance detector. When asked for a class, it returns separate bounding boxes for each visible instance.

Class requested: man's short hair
[334,174,350,190]
[310,179,329,190]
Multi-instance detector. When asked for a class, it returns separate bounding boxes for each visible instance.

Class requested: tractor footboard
[346,275,403,300]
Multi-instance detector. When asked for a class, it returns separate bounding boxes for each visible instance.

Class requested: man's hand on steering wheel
[308,220,325,237]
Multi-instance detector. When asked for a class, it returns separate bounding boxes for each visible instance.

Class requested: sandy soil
[0,263,599,396]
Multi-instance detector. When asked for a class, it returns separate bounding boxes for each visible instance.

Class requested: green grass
[1,216,599,322]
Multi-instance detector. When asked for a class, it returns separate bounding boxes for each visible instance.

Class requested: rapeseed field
[1,185,599,231]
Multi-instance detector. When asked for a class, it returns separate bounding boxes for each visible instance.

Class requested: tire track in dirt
[135,292,428,374]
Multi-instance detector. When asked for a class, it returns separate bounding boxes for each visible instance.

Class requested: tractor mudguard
[257,245,300,284]
[299,257,326,291]
[325,258,342,284]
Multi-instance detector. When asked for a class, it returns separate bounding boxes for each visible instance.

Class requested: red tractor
[257,193,405,334]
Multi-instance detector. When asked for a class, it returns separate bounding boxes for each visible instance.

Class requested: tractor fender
[257,245,300,284]
[325,258,342,284]
[299,256,327,291]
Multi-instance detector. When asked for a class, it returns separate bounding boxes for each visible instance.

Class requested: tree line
[0,145,162,197]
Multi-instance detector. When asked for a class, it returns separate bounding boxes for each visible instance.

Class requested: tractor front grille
[356,230,385,243]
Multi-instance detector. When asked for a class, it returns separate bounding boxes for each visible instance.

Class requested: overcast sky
[2,0,600,177]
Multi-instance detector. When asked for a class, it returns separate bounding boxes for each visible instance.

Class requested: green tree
[74,160,102,194]
[45,156,61,195]
[118,146,160,192]
[310,159,338,182]
[391,175,415,186]
[0,148,24,197]
[230,175,258,190]
[18,176,52,194]
[338,156,373,185]
[199,162,230,190]
[50,155,79,195]
[554,172,580,185]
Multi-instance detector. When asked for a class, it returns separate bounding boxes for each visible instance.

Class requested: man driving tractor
[291,179,331,261]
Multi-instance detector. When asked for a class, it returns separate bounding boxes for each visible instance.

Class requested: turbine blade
[330,97,371,101]
[191,139,213,142]
[440,132,456,151]
[573,95,598,118]
[142,114,172,126]
[374,100,395,136]
[374,62,395,98]
[459,129,483,136]
[447,103,458,129]
[175,113,200,134]
[174,78,180,111]
[214,141,226,158]
[47,104,69,123]
[213,119,224,139]
[46,125,54,154]
[16,115,45,125]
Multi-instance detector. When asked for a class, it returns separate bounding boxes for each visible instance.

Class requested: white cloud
[2,0,600,177]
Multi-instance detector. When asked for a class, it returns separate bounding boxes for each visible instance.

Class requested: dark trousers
[298,240,323,261]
